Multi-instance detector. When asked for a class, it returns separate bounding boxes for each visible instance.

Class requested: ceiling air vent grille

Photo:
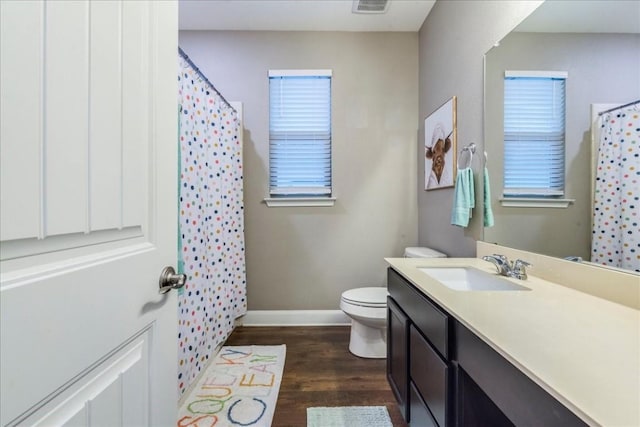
[352,0,390,14]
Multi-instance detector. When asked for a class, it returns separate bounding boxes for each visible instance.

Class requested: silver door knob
[158,266,186,294]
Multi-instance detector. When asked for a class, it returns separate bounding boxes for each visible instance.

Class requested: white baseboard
[238,310,350,326]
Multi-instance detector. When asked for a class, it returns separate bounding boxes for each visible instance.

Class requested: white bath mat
[307,406,393,427]
[178,345,286,427]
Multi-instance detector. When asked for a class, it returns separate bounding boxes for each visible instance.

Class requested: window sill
[264,197,336,207]
[499,197,575,208]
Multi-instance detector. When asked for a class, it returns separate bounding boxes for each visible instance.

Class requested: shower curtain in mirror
[177,52,246,395]
[591,103,639,272]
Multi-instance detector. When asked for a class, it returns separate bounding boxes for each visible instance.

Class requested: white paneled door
[0,1,178,426]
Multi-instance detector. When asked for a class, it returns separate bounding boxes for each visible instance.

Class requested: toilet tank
[404,247,447,258]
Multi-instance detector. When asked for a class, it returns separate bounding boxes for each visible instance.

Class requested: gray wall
[179,31,419,310]
[417,0,542,257]
[484,32,640,259]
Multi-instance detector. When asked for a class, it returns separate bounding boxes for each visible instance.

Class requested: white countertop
[385,257,640,427]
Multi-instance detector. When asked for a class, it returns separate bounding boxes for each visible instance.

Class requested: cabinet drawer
[410,325,449,427]
[388,267,450,358]
[409,381,438,427]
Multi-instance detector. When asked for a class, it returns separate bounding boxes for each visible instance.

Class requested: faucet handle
[511,259,532,279]
[513,259,531,268]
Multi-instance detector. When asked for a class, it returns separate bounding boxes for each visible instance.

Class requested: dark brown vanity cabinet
[387,267,587,427]
[387,267,452,427]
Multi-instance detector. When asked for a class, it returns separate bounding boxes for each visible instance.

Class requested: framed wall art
[425,96,457,190]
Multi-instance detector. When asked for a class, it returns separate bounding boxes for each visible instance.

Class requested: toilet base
[348,320,387,359]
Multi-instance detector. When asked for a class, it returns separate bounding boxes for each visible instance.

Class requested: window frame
[265,69,335,208]
[500,70,573,208]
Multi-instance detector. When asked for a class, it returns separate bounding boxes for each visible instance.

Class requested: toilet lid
[405,247,447,258]
[341,287,388,307]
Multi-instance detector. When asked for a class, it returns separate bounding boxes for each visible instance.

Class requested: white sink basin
[418,267,531,291]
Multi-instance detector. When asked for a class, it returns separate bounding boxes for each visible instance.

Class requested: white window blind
[269,70,332,197]
[503,71,567,197]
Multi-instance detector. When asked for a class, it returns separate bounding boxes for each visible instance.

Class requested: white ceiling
[179,0,640,33]
[179,0,437,32]
[515,0,640,33]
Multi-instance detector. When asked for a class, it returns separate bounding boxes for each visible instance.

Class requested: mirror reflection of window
[503,71,567,198]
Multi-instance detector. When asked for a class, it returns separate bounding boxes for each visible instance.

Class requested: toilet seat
[341,287,388,308]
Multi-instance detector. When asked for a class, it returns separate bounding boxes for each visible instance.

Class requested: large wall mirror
[483,0,640,272]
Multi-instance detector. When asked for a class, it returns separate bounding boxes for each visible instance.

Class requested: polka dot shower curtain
[177,50,247,395]
[591,102,639,272]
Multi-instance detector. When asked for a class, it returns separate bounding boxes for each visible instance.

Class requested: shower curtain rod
[598,99,640,116]
[178,47,236,114]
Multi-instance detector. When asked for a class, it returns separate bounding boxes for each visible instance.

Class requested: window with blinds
[269,70,332,197]
[503,71,567,197]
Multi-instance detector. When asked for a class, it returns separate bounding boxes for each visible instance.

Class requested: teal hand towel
[451,168,475,227]
[483,167,495,228]
[467,168,475,213]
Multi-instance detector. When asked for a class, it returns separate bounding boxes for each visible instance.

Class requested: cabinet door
[455,322,588,427]
[456,365,514,427]
[387,297,409,420]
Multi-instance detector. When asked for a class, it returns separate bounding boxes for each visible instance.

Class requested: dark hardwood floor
[225,326,407,427]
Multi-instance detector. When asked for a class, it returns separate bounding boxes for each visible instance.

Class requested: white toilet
[340,246,447,358]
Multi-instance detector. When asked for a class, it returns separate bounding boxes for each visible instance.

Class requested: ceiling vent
[352,0,390,14]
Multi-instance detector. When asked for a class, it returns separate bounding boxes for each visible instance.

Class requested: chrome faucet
[482,254,532,280]
[482,254,511,275]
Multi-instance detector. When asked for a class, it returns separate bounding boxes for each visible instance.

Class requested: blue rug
[307,406,393,427]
